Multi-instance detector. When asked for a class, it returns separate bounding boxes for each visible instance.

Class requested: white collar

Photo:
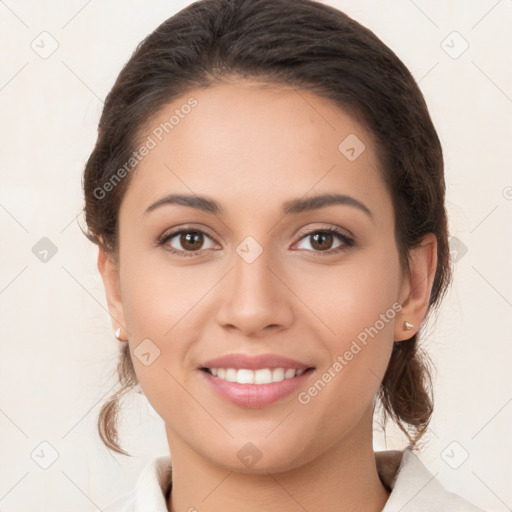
[378,449,484,511]
[105,448,484,511]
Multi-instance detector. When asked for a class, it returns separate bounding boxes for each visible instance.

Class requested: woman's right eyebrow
[145,193,222,215]
[144,192,374,222]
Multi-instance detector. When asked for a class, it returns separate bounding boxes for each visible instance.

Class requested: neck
[165,408,390,512]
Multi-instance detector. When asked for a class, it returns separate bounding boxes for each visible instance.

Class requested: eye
[158,225,354,257]
[158,228,218,256]
[293,227,354,254]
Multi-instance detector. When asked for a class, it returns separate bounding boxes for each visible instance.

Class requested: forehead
[122,80,388,219]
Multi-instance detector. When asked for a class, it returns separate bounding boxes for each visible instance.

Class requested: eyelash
[157,225,355,258]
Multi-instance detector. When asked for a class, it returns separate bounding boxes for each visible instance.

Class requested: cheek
[289,245,401,339]
[120,247,203,335]
[292,248,401,399]
[118,251,214,390]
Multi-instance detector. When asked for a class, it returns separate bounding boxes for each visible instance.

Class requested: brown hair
[82,0,451,456]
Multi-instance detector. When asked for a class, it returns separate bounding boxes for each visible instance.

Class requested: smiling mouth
[200,367,315,385]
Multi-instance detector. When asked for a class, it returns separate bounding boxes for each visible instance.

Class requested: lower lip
[199,368,315,408]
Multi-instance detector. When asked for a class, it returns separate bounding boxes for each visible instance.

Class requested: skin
[98,80,437,512]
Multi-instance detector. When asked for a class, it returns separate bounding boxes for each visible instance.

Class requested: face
[100,80,433,473]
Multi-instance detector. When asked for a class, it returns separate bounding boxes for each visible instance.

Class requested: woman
[82,0,486,510]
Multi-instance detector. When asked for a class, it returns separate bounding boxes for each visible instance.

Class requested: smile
[199,367,315,408]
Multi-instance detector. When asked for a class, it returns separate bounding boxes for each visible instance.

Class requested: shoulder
[102,455,172,512]
[378,448,486,512]
[103,491,136,512]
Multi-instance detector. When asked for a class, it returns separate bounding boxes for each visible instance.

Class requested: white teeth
[254,369,272,384]
[237,369,255,384]
[272,368,284,381]
[284,368,296,379]
[207,367,308,384]
[225,368,237,382]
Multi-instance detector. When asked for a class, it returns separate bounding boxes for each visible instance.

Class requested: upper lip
[200,353,314,371]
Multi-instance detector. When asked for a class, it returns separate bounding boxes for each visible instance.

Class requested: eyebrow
[144,193,373,220]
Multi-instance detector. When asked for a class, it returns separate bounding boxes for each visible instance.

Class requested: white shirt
[103,448,485,511]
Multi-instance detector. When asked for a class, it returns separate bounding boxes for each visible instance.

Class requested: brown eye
[160,228,217,256]
[294,228,354,254]
[180,231,204,251]
[310,232,334,251]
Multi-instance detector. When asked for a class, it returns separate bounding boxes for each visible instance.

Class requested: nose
[215,247,294,337]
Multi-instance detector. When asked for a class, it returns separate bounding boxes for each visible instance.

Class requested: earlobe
[115,327,128,341]
[395,233,438,342]
[97,247,128,340]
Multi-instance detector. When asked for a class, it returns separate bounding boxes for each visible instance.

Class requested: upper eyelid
[160,225,218,244]
[294,224,353,241]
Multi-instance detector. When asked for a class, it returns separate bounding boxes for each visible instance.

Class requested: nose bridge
[233,242,272,294]
[215,236,293,333]
[231,239,277,308]
[230,221,276,292]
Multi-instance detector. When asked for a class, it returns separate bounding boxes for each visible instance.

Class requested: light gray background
[0,1,511,510]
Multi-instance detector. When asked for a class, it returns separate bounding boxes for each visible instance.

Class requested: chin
[200,435,315,475]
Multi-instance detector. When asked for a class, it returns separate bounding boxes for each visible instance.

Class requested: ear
[97,246,128,341]
[395,233,438,342]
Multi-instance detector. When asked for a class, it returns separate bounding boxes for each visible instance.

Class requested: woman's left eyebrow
[144,192,373,221]
[282,193,373,221]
